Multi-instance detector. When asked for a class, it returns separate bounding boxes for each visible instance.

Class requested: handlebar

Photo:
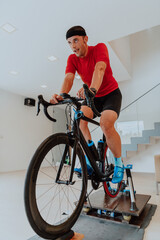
[37,95,56,122]
[37,85,101,122]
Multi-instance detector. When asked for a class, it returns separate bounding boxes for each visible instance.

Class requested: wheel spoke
[37,146,83,222]
[36,183,57,200]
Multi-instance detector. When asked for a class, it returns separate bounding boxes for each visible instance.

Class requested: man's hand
[77,87,97,99]
[77,87,85,99]
[89,87,97,96]
[50,94,63,104]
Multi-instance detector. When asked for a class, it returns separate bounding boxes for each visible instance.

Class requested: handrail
[121,82,160,112]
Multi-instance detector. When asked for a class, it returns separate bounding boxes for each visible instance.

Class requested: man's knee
[100,110,117,137]
[81,105,93,118]
[80,106,93,131]
[100,120,114,136]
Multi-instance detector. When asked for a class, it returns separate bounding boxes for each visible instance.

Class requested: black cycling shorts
[82,88,122,118]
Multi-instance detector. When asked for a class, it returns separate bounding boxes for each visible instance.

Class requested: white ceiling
[0,0,160,100]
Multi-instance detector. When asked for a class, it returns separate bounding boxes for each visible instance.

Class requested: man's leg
[100,110,124,183]
[79,105,93,141]
[100,110,121,157]
[74,106,94,175]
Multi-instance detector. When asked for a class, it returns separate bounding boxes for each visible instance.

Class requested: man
[50,26,124,183]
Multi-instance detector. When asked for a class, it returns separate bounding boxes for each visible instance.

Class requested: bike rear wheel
[103,146,122,198]
[24,133,87,239]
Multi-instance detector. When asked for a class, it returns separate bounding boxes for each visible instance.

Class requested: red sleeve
[65,55,76,74]
[94,43,109,65]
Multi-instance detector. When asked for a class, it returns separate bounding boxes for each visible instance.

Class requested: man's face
[67,35,88,57]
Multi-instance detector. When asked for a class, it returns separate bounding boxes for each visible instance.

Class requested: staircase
[122,122,160,159]
[93,83,160,164]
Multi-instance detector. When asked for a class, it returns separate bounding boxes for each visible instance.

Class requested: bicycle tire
[24,133,87,239]
[103,146,122,198]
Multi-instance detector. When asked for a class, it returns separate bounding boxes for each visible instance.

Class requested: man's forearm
[60,73,74,94]
[90,61,106,92]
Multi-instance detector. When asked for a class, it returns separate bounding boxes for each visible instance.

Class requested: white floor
[0,170,160,240]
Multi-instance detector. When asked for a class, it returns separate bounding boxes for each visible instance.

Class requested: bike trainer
[81,165,152,228]
[28,190,153,240]
[28,166,153,240]
[82,189,151,227]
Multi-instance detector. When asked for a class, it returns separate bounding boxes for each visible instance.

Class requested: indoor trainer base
[28,190,154,240]
[84,190,151,216]
[83,190,151,227]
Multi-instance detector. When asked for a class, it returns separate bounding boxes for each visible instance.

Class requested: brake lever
[60,93,70,99]
[37,95,43,116]
[37,101,41,116]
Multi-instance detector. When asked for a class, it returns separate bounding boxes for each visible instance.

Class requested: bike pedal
[74,172,82,178]
[125,164,133,169]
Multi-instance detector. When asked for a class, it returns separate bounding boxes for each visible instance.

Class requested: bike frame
[37,94,114,183]
[69,109,113,181]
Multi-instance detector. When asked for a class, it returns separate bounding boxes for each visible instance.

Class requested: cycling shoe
[111,165,124,183]
[74,164,93,176]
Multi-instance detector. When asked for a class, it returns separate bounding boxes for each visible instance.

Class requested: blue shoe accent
[112,165,124,183]
[74,167,82,175]
[74,164,93,176]
[74,150,93,176]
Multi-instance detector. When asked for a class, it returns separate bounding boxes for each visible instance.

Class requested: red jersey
[65,43,118,97]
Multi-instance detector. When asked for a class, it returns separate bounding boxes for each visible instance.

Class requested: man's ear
[84,36,88,43]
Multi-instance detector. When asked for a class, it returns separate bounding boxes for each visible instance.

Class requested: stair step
[122,144,138,151]
[122,144,137,158]
[121,122,160,159]
[154,122,160,130]
[131,136,150,145]
[142,129,160,137]
[126,151,137,158]
[137,144,146,151]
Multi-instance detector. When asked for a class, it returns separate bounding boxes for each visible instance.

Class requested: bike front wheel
[24,133,87,239]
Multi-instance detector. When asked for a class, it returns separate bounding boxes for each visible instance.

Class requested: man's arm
[77,61,106,99]
[90,61,106,92]
[50,73,75,104]
[60,72,75,94]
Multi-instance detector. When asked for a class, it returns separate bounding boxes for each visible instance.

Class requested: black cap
[66,26,86,39]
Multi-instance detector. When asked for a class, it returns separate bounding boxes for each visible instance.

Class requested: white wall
[0,89,65,172]
[109,35,132,76]
[119,25,160,111]
[118,26,160,130]
[118,26,160,172]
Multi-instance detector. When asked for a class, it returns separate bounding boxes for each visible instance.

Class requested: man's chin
[75,51,83,57]
[74,52,80,57]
